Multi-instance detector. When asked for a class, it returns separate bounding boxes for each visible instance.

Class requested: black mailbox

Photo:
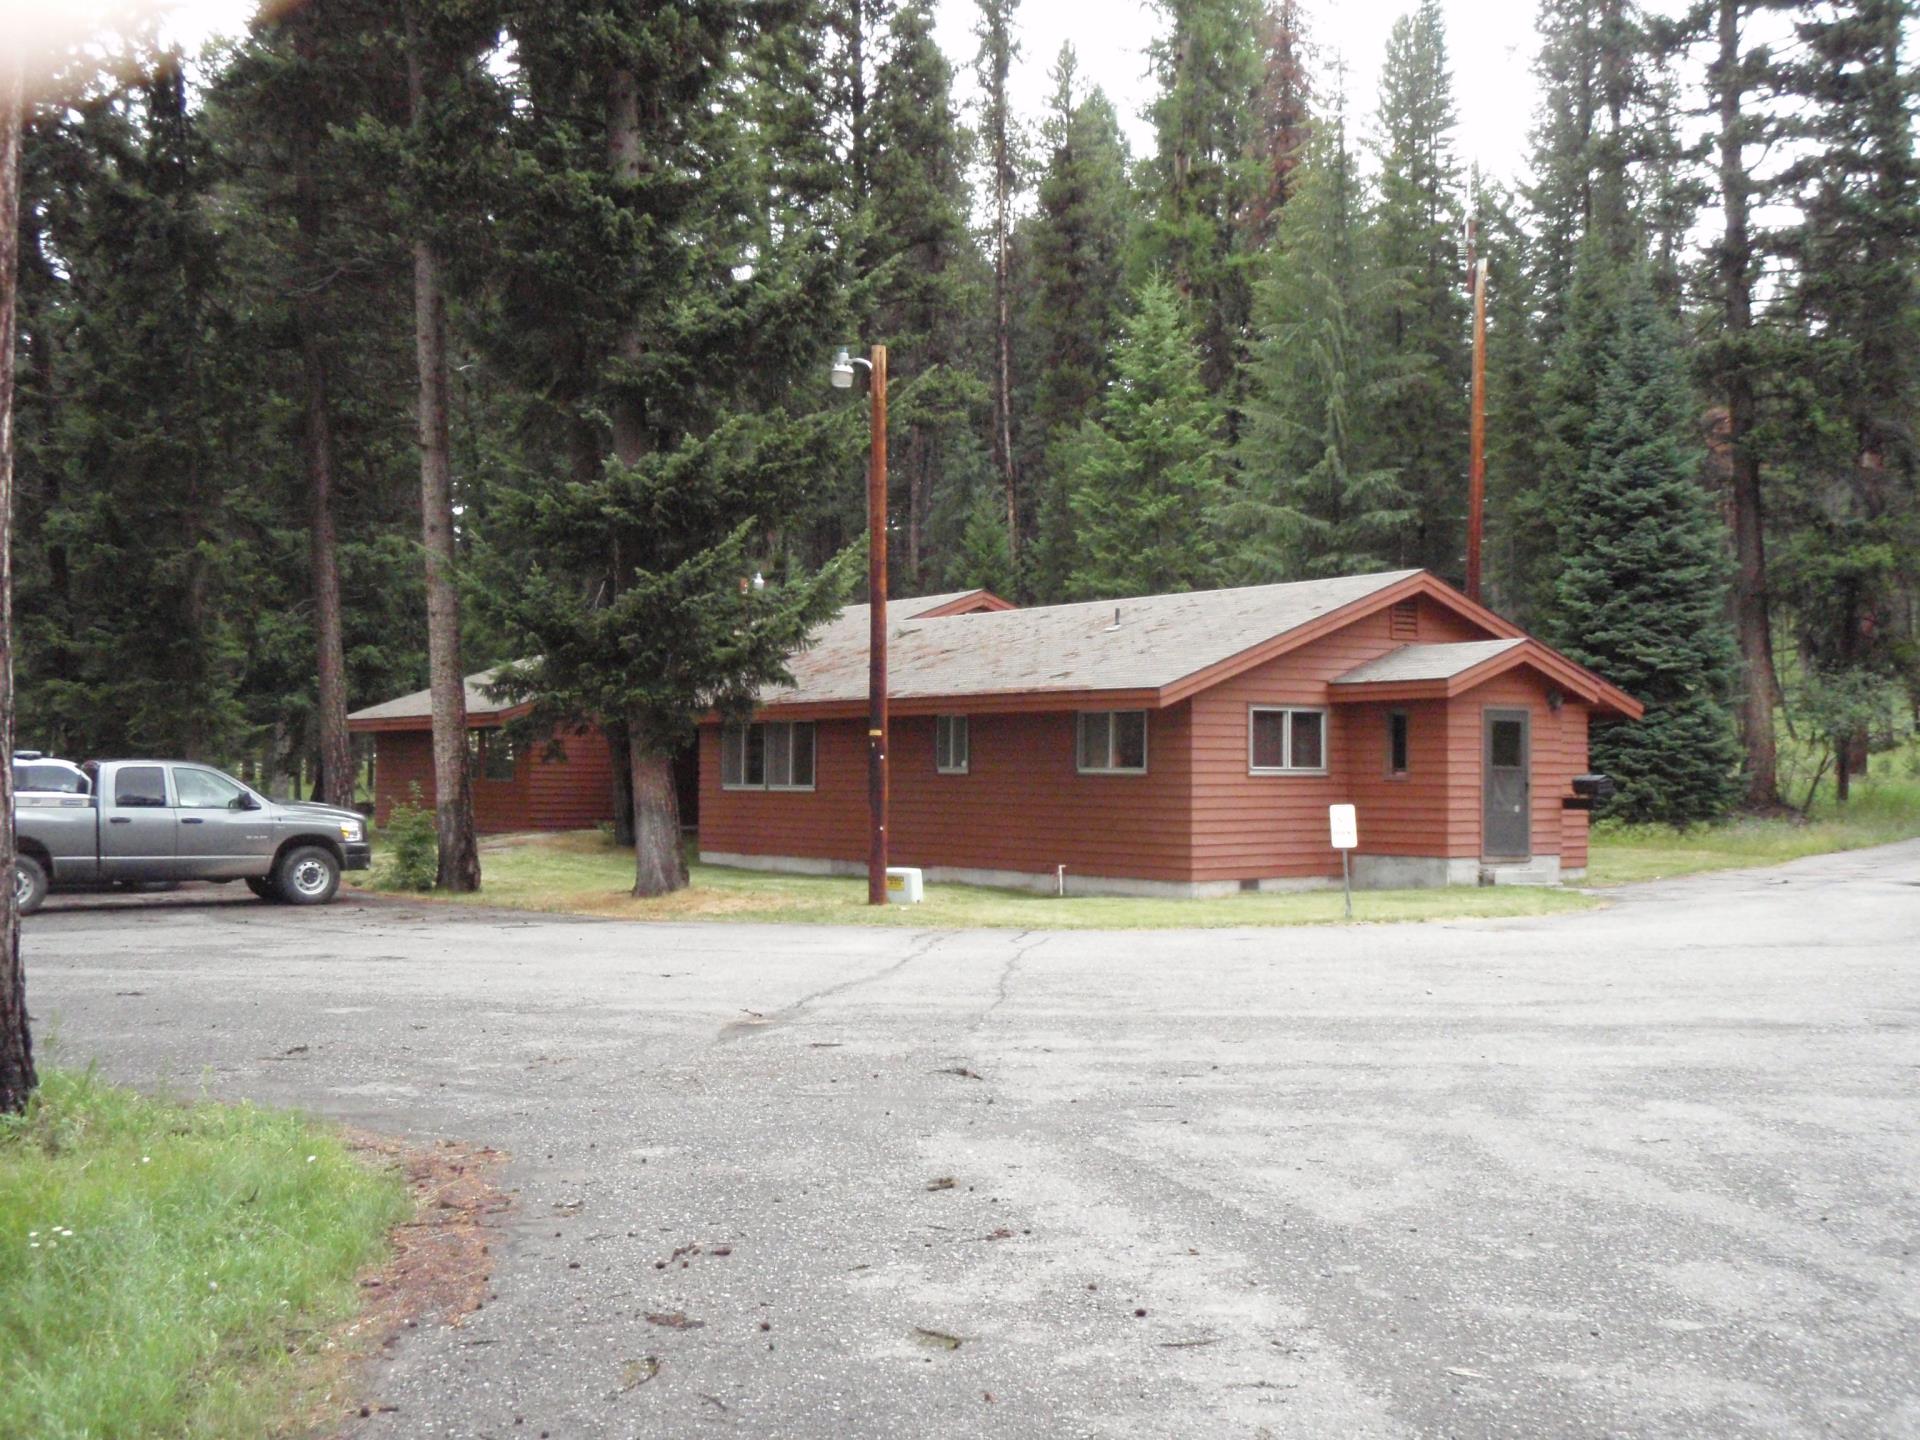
[1564,773,1616,811]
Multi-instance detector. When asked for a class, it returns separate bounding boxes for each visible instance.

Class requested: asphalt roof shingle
[758,570,1421,708]
[1330,638,1526,686]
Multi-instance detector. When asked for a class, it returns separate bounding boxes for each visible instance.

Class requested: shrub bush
[380,786,437,891]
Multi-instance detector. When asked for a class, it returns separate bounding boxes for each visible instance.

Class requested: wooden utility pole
[867,346,890,906]
[1466,255,1488,603]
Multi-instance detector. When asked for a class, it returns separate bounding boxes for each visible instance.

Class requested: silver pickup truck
[13,759,371,915]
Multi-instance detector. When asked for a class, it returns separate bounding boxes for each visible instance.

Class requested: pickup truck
[14,759,371,915]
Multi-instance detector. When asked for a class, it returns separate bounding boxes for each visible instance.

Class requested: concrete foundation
[700,851,1569,898]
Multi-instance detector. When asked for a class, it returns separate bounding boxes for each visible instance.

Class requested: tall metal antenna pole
[1467,255,1488,603]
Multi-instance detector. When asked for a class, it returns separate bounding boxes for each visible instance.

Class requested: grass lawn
[1587,766,1920,886]
[361,829,1595,928]
[0,1069,410,1440]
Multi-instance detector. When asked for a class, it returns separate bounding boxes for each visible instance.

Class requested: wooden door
[1483,710,1530,860]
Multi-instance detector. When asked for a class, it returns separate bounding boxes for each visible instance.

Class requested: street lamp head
[830,346,856,389]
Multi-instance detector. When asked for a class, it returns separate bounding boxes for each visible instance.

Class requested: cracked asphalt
[21,840,1920,1438]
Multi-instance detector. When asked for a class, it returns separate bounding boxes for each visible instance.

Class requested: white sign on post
[1329,804,1358,851]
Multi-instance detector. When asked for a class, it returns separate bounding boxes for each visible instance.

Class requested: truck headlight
[340,820,365,843]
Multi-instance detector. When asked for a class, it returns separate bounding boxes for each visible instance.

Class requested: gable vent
[1389,599,1420,639]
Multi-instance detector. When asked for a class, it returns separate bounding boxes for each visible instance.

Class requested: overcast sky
[23,0,1547,186]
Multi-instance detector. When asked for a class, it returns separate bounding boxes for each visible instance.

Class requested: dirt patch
[311,1134,512,1436]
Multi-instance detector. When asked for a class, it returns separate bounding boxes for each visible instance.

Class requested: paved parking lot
[22,842,1920,1438]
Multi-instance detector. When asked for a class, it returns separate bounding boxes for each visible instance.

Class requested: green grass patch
[358,830,1596,929]
[1588,764,1920,886]
[0,1069,410,1440]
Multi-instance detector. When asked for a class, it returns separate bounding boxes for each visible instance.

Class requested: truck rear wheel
[274,846,340,906]
[15,856,48,916]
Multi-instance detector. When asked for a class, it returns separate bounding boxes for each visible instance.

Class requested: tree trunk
[603,67,680,891]
[1715,0,1780,809]
[295,21,354,811]
[0,59,36,1114]
[407,13,480,892]
[604,718,635,847]
[628,726,686,898]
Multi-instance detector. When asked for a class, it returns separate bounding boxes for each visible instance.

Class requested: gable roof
[345,589,1012,731]
[1329,637,1644,718]
[757,570,1425,713]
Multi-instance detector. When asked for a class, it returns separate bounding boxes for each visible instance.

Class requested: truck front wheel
[15,856,48,916]
[274,846,340,906]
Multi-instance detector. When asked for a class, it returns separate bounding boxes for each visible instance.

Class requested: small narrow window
[1248,707,1330,774]
[1077,710,1148,774]
[1388,710,1410,776]
[935,715,969,774]
[483,732,517,781]
[721,724,746,787]
[744,724,767,786]
[788,723,815,788]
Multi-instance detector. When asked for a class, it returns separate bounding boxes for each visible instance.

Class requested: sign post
[1329,804,1358,920]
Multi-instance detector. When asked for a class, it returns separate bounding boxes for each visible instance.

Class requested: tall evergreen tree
[1137,0,1265,397]
[1023,49,1129,601]
[1235,90,1408,581]
[1369,0,1468,579]
[481,0,860,895]
[860,2,982,588]
[974,0,1022,564]
[1549,253,1741,823]
[1067,280,1224,598]
[1770,0,1920,799]
[1245,0,1313,250]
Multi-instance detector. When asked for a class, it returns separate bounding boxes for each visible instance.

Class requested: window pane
[1251,711,1286,769]
[484,733,516,781]
[722,725,744,787]
[1291,711,1323,770]
[1490,718,1524,769]
[1389,712,1409,774]
[1077,713,1108,771]
[766,722,792,786]
[1113,710,1147,770]
[115,765,168,808]
[790,723,815,787]
[745,724,766,786]
[952,716,968,771]
[173,768,245,810]
[935,716,952,770]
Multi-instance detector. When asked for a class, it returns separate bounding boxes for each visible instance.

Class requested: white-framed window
[1249,706,1328,774]
[1387,710,1410,776]
[721,721,816,790]
[935,714,969,774]
[1077,709,1148,775]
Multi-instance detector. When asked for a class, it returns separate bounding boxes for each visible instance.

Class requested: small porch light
[830,346,857,389]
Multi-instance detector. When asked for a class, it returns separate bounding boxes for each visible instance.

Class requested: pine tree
[860,2,983,589]
[1769,0,1920,801]
[1023,50,1130,601]
[1244,0,1312,250]
[1067,280,1225,598]
[1369,0,1469,579]
[1235,89,1408,580]
[974,0,1022,563]
[1549,253,1741,824]
[1137,0,1265,397]
[480,0,862,895]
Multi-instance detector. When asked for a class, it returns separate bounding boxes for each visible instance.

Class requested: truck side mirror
[231,793,260,811]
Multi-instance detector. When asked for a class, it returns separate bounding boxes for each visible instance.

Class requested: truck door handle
[108,816,131,824]
[180,817,204,825]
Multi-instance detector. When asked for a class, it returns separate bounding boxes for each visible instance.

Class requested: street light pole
[865,345,889,906]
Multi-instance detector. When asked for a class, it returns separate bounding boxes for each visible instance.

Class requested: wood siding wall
[1187,595,1484,882]
[699,706,1198,882]
[372,727,615,834]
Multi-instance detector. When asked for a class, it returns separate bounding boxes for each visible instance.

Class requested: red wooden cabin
[698,570,1641,895]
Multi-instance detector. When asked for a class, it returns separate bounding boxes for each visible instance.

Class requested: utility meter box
[885,867,925,905]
